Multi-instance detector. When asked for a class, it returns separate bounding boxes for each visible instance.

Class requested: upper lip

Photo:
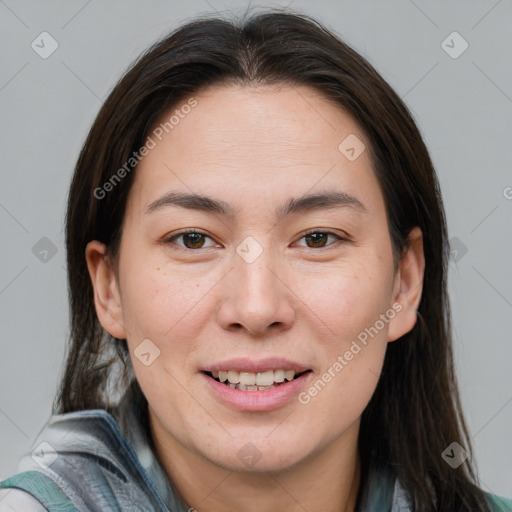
[202,357,311,374]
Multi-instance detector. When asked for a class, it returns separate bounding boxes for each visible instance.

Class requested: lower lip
[201,371,312,412]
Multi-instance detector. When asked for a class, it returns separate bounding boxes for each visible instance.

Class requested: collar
[114,381,190,511]
[114,382,412,512]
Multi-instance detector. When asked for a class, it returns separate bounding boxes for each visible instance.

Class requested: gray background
[0,0,511,499]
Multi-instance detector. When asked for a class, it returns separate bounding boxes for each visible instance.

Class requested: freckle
[156,267,160,271]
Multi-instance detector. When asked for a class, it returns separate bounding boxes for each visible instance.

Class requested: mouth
[203,369,312,391]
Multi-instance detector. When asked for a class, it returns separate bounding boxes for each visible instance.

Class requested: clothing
[1,384,511,512]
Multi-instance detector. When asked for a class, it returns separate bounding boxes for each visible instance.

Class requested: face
[87,83,423,474]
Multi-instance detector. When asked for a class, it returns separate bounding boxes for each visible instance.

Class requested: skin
[86,83,425,512]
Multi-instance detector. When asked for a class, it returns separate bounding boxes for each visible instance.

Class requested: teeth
[210,369,300,386]
[227,370,240,384]
[256,370,274,386]
[285,370,295,381]
[233,383,276,391]
[273,369,285,383]
[239,372,256,386]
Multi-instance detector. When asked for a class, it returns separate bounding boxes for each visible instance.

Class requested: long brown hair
[58,8,490,511]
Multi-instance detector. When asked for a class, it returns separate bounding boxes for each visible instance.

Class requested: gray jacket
[1,384,511,511]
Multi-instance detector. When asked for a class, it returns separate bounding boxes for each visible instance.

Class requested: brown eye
[304,232,330,248]
[165,230,218,250]
[296,230,347,249]
[180,232,206,249]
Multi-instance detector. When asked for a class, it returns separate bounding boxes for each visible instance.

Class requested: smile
[205,369,310,391]
[201,369,313,412]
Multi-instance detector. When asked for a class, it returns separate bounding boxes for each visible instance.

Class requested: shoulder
[0,410,124,512]
[0,471,75,512]
[485,491,512,512]
[1,408,170,512]
[0,488,48,511]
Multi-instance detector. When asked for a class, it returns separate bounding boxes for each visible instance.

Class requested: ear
[387,226,425,342]
[85,240,127,339]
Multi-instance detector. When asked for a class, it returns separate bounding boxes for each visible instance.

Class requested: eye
[164,229,350,251]
[164,229,219,250]
[294,229,349,249]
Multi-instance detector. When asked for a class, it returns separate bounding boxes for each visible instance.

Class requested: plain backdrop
[0,0,511,499]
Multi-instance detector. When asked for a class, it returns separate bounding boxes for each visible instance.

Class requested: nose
[216,241,296,336]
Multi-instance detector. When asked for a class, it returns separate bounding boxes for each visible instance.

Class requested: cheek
[295,263,392,412]
[298,260,393,343]
[119,256,216,354]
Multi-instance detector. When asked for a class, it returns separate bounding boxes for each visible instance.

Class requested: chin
[196,433,315,474]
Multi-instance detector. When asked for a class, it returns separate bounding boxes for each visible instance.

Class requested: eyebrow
[146,190,368,218]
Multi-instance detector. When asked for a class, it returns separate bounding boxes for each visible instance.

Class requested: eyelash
[164,228,350,251]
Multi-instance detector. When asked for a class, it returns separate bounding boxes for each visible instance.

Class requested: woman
[1,9,510,512]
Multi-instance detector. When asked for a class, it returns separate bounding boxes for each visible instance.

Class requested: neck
[150,411,362,512]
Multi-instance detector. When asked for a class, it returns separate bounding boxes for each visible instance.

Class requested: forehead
[128,83,384,219]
